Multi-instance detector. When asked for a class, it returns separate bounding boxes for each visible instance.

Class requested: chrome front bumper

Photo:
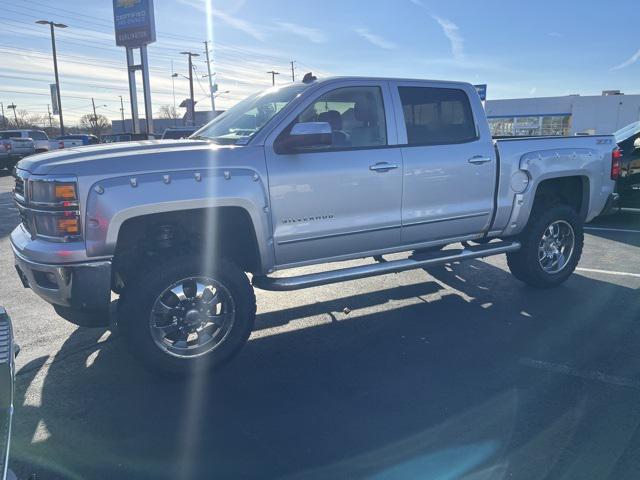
[11,229,112,312]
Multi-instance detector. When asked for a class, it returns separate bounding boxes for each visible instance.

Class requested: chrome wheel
[149,276,236,358]
[538,220,575,274]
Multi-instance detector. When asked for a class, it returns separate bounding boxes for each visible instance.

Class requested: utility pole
[170,60,177,126]
[204,41,216,116]
[181,51,200,126]
[118,95,126,132]
[92,97,98,123]
[267,70,280,86]
[290,61,296,82]
[36,20,67,135]
[7,103,17,124]
[47,104,53,129]
[0,102,6,129]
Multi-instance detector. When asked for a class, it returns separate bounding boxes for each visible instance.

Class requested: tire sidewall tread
[118,256,256,375]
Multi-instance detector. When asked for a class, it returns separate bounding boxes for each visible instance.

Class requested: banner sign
[113,0,156,47]
[50,84,59,115]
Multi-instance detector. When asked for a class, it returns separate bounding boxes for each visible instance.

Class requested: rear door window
[29,131,48,140]
[398,87,477,146]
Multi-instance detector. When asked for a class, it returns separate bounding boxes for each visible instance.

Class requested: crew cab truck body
[1,130,51,153]
[0,133,35,171]
[10,77,619,374]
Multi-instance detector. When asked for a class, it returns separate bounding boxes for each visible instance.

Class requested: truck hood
[17,140,259,176]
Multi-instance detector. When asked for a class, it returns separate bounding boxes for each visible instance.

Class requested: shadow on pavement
[9,260,640,480]
[588,210,640,248]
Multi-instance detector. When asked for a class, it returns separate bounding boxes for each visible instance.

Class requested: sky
[1,0,639,125]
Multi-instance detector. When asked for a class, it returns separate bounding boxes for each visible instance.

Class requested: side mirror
[280,122,332,152]
[634,137,640,151]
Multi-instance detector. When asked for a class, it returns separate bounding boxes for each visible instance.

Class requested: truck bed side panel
[492,136,615,236]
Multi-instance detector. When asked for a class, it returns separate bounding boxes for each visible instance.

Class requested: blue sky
[1,0,639,124]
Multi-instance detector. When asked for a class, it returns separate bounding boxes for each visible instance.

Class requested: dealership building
[484,91,640,137]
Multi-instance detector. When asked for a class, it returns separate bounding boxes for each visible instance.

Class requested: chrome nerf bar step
[253,240,521,291]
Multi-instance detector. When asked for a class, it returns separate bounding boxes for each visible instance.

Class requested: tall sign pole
[204,41,216,116]
[113,0,156,135]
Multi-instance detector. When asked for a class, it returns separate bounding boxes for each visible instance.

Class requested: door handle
[468,155,493,165]
[369,162,399,172]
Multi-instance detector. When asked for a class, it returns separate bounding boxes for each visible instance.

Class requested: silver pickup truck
[10,76,619,374]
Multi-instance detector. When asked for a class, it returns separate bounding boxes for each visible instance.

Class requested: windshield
[192,84,309,145]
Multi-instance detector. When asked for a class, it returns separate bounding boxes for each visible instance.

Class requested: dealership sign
[113,0,156,47]
[474,84,487,101]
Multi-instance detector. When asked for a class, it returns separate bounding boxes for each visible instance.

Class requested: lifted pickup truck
[11,76,619,374]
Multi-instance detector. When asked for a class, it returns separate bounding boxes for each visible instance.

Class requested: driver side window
[297,86,387,150]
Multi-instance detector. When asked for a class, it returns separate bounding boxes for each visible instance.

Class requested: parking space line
[576,267,640,278]
[585,227,640,234]
[520,358,640,388]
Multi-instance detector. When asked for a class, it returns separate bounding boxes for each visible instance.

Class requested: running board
[253,240,521,291]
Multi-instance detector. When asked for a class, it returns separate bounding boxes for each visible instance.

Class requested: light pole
[180,51,199,126]
[36,20,67,135]
[118,95,126,132]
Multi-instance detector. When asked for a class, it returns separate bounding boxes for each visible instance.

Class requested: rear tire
[507,204,583,288]
[118,255,256,375]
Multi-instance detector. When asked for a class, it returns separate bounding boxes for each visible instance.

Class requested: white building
[484,91,640,137]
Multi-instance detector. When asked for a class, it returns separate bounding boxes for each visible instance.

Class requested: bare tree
[156,104,180,120]
[79,113,111,137]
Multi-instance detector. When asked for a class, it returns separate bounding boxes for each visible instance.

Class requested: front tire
[507,204,583,288]
[118,256,256,375]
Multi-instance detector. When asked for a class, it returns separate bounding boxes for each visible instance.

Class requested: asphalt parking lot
[1,170,639,480]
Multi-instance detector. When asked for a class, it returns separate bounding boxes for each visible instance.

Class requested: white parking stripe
[577,267,640,278]
[585,227,640,234]
[520,358,640,388]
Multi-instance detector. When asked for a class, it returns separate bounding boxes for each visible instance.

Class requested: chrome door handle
[468,155,492,165]
[369,162,399,172]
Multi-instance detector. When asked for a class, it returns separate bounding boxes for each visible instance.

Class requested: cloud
[178,0,267,41]
[279,22,327,43]
[611,48,640,70]
[408,0,425,5]
[431,15,464,60]
[548,32,563,37]
[354,28,397,50]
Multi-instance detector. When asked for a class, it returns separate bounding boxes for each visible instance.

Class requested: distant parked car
[0,132,35,171]
[613,121,640,208]
[54,134,100,148]
[161,127,197,139]
[101,133,156,143]
[0,129,51,152]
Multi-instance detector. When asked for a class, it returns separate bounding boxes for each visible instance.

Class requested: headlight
[23,176,82,241]
[30,178,78,206]
[33,211,81,238]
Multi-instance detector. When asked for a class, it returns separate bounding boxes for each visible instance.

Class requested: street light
[214,90,230,98]
[180,51,200,126]
[36,20,67,135]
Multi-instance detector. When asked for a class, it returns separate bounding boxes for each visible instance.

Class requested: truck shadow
[587,210,640,248]
[9,261,640,480]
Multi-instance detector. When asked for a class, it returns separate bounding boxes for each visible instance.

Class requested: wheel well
[112,207,261,290]
[533,176,589,219]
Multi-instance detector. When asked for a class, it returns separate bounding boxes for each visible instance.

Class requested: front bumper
[11,237,112,312]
